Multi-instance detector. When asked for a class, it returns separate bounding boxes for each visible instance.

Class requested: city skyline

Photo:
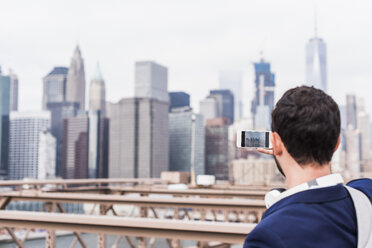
[1,1,372,117]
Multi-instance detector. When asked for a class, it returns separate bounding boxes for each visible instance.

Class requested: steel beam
[0,191,265,210]
[0,178,167,187]
[113,187,266,199]
[0,211,255,244]
[48,186,267,199]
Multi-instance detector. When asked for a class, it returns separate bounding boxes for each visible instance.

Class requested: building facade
[306,36,327,93]
[346,94,357,129]
[345,127,361,180]
[169,110,204,175]
[199,97,218,124]
[66,46,86,110]
[62,115,88,179]
[88,110,109,179]
[106,98,169,178]
[357,99,371,163]
[47,102,79,177]
[89,63,106,116]
[9,70,18,111]
[8,111,51,180]
[209,90,235,124]
[38,130,56,179]
[205,117,230,180]
[219,71,243,120]
[42,67,68,110]
[62,112,109,179]
[135,61,169,103]
[0,73,10,178]
[251,60,275,130]
[169,92,190,112]
[230,157,279,185]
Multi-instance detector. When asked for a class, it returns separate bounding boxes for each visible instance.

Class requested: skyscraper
[356,99,371,167]
[251,59,275,129]
[62,115,88,179]
[345,127,360,179]
[345,95,366,179]
[169,92,190,112]
[42,67,68,110]
[135,61,169,102]
[209,89,234,124]
[89,63,106,116]
[61,111,109,179]
[66,46,86,110]
[8,111,52,180]
[0,72,10,178]
[305,26,327,92]
[47,102,79,177]
[169,110,204,175]
[346,95,357,129]
[254,74,271,130]
[106,99,137,178]
[87,110,109,179]
[219,71,243,120]
[199,97,219,123]
[205,118,230,180]
[106,98,169,178]
[9,70,18,111]
[38,130,56,179]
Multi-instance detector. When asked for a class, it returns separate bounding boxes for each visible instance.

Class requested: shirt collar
[266,173,344,208]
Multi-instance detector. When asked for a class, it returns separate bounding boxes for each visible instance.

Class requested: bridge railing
[0,210,255,248]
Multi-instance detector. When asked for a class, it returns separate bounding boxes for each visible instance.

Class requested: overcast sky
[1,0,372,117]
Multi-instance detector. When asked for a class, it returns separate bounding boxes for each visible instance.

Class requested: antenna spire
[314,1,318,38]
[259,50,264,62]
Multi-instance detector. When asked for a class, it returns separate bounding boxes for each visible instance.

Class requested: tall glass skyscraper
[66,46,86,110]
[251,59,275,130]
[8,111,51,180]
[0,72,10,178]
[62,111,109,179]
[42,67,68,110]
[205,117,230,180]
[106,98,169,178]
[169,110,204,175]
[47,102,79,177]
[209,89,234,124]
[306,35,327,92]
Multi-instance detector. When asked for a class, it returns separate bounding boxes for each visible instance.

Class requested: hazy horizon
[1,0,372,117]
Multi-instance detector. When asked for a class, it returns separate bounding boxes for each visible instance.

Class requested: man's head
[271,86,340,177]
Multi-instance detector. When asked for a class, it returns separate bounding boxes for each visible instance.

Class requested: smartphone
[236,131,272,148]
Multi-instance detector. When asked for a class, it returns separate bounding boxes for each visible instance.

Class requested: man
[244,86,372,247]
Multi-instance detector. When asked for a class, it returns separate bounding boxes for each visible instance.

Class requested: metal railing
[0,210,255,248]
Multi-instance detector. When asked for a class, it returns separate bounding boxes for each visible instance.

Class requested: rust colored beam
[0,210,255,244]
[0,178,167,187]
[112,187,266,199]
[0,191,266,210]
[46,186,267,199]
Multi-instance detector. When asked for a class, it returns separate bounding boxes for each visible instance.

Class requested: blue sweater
[244,178,372,248]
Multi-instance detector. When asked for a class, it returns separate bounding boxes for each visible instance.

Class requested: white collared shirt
[265,173,344,209]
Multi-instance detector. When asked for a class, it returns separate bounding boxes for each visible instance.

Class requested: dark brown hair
[271,86,340,165]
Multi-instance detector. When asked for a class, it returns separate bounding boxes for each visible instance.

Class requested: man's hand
[257,148,274,156]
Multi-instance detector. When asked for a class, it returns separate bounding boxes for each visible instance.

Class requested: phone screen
[241,131,270,148]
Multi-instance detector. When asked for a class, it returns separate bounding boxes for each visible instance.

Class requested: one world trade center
[306,26,327,93]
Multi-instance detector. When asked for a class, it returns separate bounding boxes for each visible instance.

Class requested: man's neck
[285,163,332,189]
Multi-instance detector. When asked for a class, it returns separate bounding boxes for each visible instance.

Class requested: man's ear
[271,132,283,156]
[334,135,341,152]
